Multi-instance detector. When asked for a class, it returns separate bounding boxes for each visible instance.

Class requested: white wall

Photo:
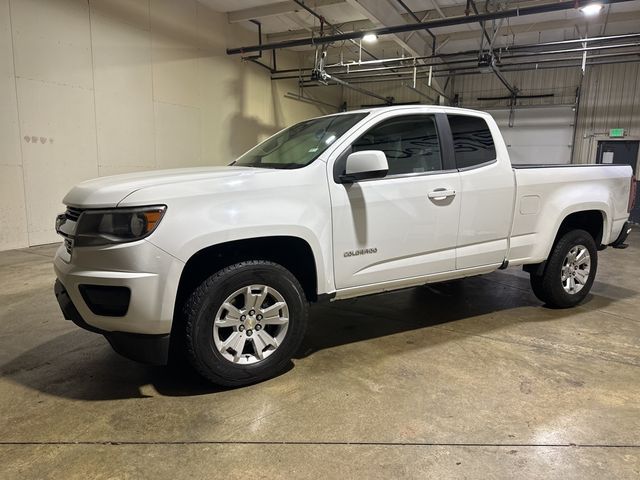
[0,0,340,250]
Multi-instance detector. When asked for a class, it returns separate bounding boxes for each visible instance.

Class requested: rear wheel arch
[554,209,606,247]
[524,209,605,276]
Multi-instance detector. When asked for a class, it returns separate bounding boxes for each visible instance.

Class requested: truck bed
[507,163,633,265]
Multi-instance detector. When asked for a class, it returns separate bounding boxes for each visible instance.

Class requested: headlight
[75,206,166,247]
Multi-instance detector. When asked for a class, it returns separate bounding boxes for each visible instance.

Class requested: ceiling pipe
[298,57,640,90]
[270,32,640,75]
[293,50,640,84]
[272,43,640,80]
[227,0,634,55]
[325,74,392,103]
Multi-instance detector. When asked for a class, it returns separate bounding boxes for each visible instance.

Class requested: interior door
[329,113,461,289]
[596,140,640,222]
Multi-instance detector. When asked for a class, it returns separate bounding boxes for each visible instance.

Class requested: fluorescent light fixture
[580,2,603,15]
[362,33,378,43]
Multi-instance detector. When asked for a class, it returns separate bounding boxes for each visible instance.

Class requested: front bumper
[53,239,184,335]
[55,279,170,365]
[53,238,185,365]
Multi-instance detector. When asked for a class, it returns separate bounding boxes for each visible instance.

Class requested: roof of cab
[307,104,492,124]
[344,104,488,116]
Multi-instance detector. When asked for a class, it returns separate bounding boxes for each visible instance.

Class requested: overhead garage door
[487,106,575,165]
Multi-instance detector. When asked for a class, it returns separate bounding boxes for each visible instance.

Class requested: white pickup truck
[53,105,635,386]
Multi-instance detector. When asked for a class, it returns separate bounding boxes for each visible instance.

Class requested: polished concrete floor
[1,233,639,479]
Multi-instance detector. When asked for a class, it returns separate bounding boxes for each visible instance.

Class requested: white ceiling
[198,0,285,12]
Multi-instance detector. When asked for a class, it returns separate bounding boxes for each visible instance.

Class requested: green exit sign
[609,128,625,138]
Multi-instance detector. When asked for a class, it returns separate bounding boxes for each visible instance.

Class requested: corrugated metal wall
[452,67,581,109]
[341,79,440,107]
[574,63,640,163]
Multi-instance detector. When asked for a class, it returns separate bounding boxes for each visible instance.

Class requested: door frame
[591,137,640,174]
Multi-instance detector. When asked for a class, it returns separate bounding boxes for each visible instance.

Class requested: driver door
[328,113,461,290]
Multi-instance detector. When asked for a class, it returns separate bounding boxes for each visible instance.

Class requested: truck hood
[63,166,262,207]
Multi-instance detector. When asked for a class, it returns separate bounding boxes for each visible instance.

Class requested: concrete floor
[1,233,639,479]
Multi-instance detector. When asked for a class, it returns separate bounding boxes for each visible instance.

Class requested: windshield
[233,113,368,169]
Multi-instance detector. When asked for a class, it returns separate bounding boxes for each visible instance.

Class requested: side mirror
[340,150,389,183]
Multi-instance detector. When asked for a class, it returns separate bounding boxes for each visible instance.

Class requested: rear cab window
[447,114,497,169]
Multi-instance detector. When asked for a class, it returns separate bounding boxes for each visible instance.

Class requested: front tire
[183,261,308,387]
[529,229,598,308]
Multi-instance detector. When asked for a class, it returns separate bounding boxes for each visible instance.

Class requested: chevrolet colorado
[54,106,635,386]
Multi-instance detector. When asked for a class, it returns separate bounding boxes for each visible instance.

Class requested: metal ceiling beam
[227,0,344,23]
[395,0,437,45]
[265,8,640,48]
[345,0,433,58]
[264,1,517,43]
[227,0,634,55]
[431,9,640,46]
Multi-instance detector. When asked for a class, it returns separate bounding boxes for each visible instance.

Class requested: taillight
[629,175,637,213]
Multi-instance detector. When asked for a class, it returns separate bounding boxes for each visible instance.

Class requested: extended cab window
[352,115,442,176]
[448,114,496,169]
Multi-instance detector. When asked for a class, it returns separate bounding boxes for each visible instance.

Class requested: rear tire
[529,229,598,308]
[183,261,308,387]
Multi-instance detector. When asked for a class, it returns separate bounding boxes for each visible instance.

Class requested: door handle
[428,188,456,200]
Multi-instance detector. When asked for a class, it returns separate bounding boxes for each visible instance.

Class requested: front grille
[65,206,83,222]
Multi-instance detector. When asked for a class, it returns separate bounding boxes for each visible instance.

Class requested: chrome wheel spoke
[574,269,588,284]
[261,315,288,326]
[223,332,247,363]
[261,301,285,316]
[215,317,241,328]
[223,302,242,318]
[254,286,269,309]
[244,285,269,310]
[252,330,278,360]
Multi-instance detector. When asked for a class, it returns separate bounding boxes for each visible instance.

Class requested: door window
[352,115,443,176]
[448,114,496,169]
